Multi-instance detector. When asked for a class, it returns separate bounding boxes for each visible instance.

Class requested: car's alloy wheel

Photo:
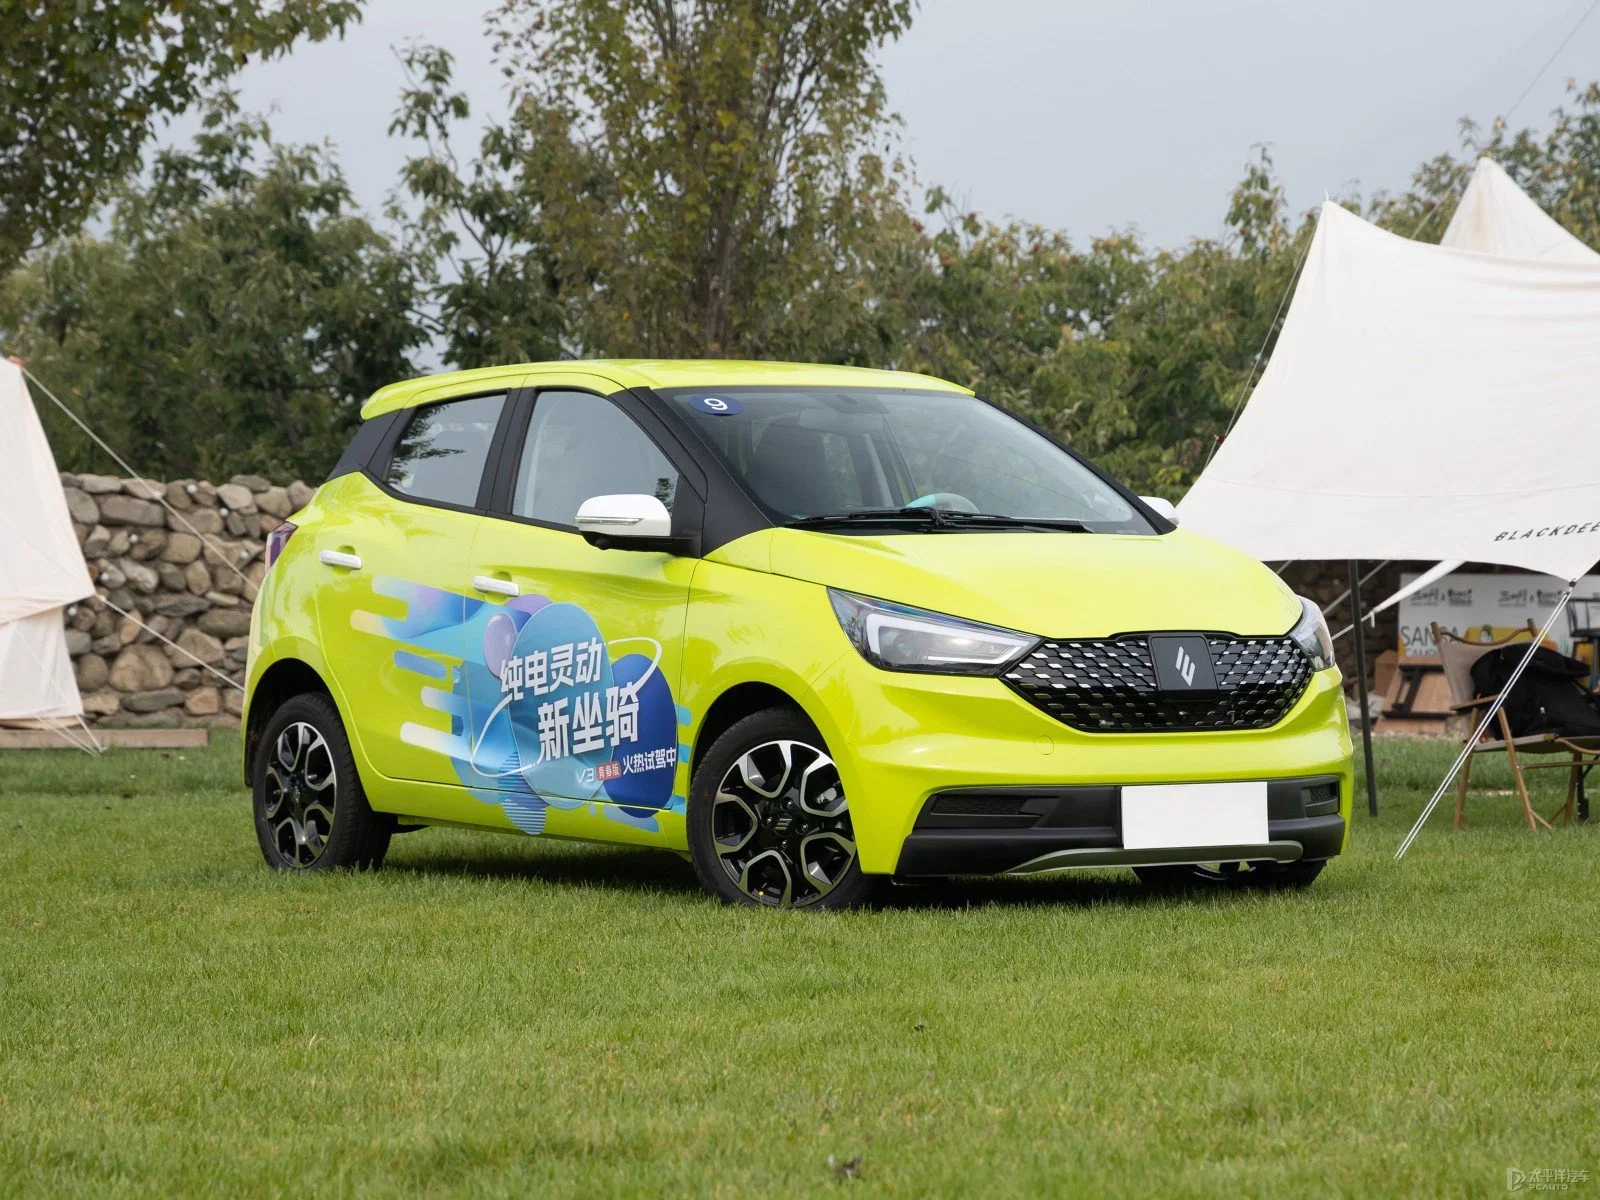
[262,721,339,868]
[688,709,876,909]
[711,739,857,906]
[252,692,391,872]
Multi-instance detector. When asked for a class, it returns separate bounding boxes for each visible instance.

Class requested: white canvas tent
[1440,157,1598,264]
[1368,159,1600,616]
[1178,200,1600,580]
[0,360,94,727]
[1177,167,1600,850]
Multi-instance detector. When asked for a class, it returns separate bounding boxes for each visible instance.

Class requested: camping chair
[1565,595,1600,690]
[1433,621,1599,830]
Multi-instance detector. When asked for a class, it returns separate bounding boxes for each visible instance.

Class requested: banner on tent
[1397,571,1600,658]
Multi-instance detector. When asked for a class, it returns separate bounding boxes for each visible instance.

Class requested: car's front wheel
[252,693,391,872]
[688,708,877,909]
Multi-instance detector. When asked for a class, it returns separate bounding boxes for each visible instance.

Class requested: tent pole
[1397,581,1578,859]
[1348,560,1379,817]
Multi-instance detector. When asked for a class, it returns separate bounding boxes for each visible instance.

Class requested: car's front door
[313,389,512,787]
[462,386,700,834]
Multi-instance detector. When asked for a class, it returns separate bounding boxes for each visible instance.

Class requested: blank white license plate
[1121,782,1269,851]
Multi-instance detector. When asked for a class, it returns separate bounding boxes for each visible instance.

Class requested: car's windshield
[662,386,1156,535]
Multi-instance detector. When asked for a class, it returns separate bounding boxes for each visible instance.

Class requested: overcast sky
[162,0,1600,249]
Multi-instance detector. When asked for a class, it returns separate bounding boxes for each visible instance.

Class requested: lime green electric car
[243,360,1352,907]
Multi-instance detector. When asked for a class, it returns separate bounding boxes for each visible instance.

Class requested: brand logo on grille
[1150,634,1219,693]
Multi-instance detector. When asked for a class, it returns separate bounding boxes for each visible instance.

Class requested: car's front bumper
[894,776,1345,876]
[804,653,1354,875]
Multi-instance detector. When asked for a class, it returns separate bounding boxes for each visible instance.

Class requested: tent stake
[1349,560,1379,817]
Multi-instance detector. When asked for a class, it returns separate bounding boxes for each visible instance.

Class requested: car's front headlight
[1289,595,1336,671]
[828,589,1039,675]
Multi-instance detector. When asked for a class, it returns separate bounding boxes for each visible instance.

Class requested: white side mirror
[575,493,674,541]
[1140,496,1179,526]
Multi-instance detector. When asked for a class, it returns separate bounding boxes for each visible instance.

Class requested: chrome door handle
[472,575,520,597]
[319,549,362,570]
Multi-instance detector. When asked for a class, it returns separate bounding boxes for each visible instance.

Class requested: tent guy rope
[1320,560,1390,620]
[1204,233,1314,468]
[14,363,256,590]
[88,591,246,694]
[1394,581,1577,859]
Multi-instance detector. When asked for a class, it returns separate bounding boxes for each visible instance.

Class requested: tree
[882,152,1318,499]
[1367,82,1600,252]
[1,0,363,277]
[0,102,424,481]
[888,193,1139,454]
[389,46,568,370]
[483,0,916,358]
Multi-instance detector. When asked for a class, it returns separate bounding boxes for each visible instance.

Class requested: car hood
[760,527,1302,639]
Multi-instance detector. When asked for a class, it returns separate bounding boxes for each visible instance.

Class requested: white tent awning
[1360,160,1600,614]
[1178,201,1600,582]
[1441,158,1599,264]
[0,359,93,722]
[0,360,94,624]
[0,608,83,721]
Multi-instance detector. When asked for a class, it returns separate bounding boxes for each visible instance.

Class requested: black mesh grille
[928,793,1030,816]
[1003,635,1312,733]
[1301,781,1340,815]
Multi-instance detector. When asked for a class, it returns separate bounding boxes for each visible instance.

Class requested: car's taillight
[265,522,297,569]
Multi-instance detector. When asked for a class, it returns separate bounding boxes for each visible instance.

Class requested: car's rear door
[312,387,517,786]
[463,379,704,829]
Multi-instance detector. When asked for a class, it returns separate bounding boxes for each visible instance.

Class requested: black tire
[1134,859,1325,893]
[252,693,391,872]
[688,707,878,909]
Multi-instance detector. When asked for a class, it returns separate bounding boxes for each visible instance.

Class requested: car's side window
[512,391,679,526]
[384,393,506,508]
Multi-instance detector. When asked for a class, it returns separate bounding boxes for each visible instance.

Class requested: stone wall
[46,475,1442,722]
[58,472,312,728]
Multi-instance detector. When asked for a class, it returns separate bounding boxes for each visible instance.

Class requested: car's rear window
[384,393,506,508]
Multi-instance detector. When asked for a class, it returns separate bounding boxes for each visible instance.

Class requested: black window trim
[367,387,524,518]
[335,377,1166,556]
[479,385,711,552]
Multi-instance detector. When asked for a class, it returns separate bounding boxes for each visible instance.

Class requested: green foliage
[12,0,1600,493]
[885,158,1316,498]
[1368,82,1600,250]
[474,0,917,358]
[0,103,424,482]
[388,46,567,370]
[0,0,363,277]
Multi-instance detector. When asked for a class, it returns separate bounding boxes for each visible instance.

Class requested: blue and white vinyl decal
[356,576,689,836]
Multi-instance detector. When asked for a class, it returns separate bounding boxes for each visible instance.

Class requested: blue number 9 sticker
[689,394,742,416]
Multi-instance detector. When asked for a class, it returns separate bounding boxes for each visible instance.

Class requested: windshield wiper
[785,506,943,530]
[785,507,1090,532]
[937,512,1091,532]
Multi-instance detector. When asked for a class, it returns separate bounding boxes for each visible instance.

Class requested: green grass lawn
[2,735,1597,1198]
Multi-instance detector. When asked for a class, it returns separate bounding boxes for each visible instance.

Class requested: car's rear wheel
[1134,859,1325,892]
[252,693,391,872]
[688,708,877,909]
